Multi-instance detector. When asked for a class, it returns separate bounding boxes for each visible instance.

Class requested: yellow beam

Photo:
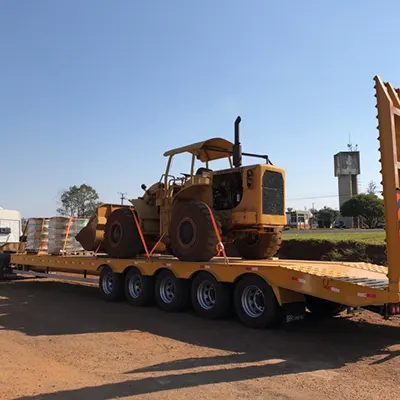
[374,75,400,293]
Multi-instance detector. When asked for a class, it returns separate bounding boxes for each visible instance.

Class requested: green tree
[315,206,339,228]
[57,184,101,218]
[340,193,384,228]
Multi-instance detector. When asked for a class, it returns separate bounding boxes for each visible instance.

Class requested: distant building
[0,207,22,244]
[286,210,312,229]
[334,146,360,228]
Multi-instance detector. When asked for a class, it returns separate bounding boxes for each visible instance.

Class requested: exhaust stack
[233,116,242,168]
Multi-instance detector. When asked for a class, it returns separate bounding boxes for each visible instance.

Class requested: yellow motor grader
[76,117,286,261]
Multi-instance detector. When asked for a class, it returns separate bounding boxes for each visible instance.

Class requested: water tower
[333,138,360,228]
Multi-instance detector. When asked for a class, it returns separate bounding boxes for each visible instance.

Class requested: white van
[0,208,22,244]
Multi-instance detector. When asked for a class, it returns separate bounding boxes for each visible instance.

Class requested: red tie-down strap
[200,202,229,264]
[129,207,165,260]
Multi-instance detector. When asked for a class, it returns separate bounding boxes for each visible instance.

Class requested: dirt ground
[0,278,399,400]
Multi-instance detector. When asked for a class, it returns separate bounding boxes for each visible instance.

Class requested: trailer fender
[271,286,306,306]
[189,269,219,282]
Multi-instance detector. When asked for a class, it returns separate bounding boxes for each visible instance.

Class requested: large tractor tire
[103,208,144,258]
[169,201,221,262]
[235,229,282,260]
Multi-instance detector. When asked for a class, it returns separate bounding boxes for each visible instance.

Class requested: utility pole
[118,192,127,205]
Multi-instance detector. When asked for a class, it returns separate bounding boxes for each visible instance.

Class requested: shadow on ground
[0,279,398,400]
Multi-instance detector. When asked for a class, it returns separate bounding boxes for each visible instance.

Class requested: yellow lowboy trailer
[1,75,400,329]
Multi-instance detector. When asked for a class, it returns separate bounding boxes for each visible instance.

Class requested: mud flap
[281,301,306,329]
[0,253,13,280]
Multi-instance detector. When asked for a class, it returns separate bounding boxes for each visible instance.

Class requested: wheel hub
[128,275,142,298]
[160,277,176,303]
[178,218,197,248]
[102,272,114,295]
[197,280,216,310]
[110,223,122,244]
[242,285,265,318]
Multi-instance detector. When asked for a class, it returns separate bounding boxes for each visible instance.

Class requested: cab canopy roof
[163,137,234,162]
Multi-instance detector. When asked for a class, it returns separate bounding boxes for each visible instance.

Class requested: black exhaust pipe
[233,116,242,168]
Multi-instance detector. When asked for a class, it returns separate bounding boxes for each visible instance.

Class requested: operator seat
[195,167,213,176]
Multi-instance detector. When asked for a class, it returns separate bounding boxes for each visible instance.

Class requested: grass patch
[283,230,385,245]
[279,231,387,264]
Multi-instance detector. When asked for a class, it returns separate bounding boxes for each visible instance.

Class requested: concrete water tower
[334,138,360,227]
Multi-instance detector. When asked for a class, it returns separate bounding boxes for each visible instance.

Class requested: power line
[287,191,383,202]
[287,194,343,201]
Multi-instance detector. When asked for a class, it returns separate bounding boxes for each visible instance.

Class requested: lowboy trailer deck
[4,253,400,328]
[1,75,400,329]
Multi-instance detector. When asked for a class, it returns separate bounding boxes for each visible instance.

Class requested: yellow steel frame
[10,254,398,307]
[374,75,400,293]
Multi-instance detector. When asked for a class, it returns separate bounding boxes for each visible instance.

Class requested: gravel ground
[0,278,399,400]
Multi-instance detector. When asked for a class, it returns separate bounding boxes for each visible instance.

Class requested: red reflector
[397,305,400,314]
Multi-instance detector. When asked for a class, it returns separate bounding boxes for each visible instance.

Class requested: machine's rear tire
[235,229,282,260]
[104,208,144,258]
[155,269,190,312]
[191,272,231,320]
[234,275,280,328]
[99,265,124,301]
[305,295,346,317]
[169,201,221,262]
[124,267,154,306]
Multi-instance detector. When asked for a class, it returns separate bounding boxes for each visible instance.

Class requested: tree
[314,206,339,228]
[366,180,377,194]
[57,184,101,218]
[340,193,384,228]
[286,207,294,212]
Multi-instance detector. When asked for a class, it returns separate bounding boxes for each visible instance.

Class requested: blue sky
[1,0,399,217]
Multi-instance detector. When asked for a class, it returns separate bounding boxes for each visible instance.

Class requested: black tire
[169,201,221,262]
[124,267,154,306]
[305,295,346,317]
[0,253,11,280]
[154,269,190,312]
[235,229,282,260]
[103,208,144,258]
[191,272,231,320]
[99,265,124,301]
[234,275,280,329]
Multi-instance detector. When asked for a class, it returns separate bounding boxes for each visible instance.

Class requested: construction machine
[76,117,286,261]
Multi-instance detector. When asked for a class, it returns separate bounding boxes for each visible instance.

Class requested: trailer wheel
[234,275,280,328]
[99,265,124,301]
[124,267,154,306]
[155,269,190,312]
[191,272,231,320]
[305,295,346,317]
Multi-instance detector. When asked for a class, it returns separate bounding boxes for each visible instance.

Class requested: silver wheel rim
[128,274,142,298]
[160,277,176,304]
[242,285,265,318]
[102,272,114,295]
[197,280,216,310]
